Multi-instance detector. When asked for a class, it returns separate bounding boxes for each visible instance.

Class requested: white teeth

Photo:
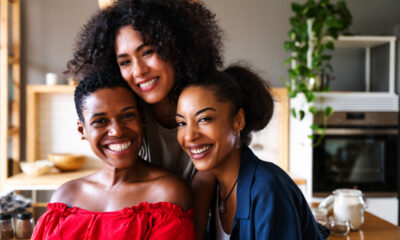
[139,78,157,88]
[108,141,131,152]
[190,145,211,154]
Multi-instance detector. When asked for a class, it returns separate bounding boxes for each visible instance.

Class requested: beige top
[140,104,196,183]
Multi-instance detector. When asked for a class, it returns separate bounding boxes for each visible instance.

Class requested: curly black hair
[74,71,138,123]
[66,0,224,100]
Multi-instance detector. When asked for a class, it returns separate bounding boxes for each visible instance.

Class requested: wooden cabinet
[1,0,21,192]
[5,85,99,192]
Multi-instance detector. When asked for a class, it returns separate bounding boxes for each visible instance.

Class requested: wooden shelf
[324,35,396,48]
[7,126,19,136]
[5,168,99,190]
[27,84,75,94]
[1,0,21,192]
[7,55,19,64]
[288,173,307,186]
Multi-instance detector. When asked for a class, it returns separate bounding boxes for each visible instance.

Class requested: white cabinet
[327,35,396,94]
[315,36,398,112]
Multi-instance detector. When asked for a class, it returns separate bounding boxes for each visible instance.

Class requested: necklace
[218,178,238,214]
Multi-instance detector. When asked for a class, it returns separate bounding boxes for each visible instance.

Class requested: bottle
[0,213,14,240]
[15,212,34,239]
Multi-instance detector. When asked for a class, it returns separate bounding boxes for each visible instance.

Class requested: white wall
[203,0,400,87]
[21,0,98,85]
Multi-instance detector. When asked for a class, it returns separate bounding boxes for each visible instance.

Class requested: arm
[191,170,216,240]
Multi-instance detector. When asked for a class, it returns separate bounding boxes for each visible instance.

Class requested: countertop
[328,211,400,239]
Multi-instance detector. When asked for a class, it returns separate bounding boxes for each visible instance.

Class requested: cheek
[176,129,184,147]
[217,129,236,149]
[120,69,134,86]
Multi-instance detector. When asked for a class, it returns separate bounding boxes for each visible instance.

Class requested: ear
[233,108,246,132]
[77,120,86,139]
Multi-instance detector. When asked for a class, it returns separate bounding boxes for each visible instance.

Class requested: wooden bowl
[48,153,86,171]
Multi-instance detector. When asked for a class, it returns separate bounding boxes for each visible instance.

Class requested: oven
[312,112,398,197]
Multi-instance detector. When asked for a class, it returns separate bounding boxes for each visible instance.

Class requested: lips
[187,144,213,159]
[107,141,132,152]
[137,77,159,92]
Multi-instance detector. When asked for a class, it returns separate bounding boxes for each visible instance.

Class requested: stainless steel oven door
[312,127,398,197]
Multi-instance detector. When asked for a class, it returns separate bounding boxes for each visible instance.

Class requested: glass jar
[328,216,350,236]
[333,189,367,230]
[15,212,34,239]
[0,213,14,240]
[311,207,328,226]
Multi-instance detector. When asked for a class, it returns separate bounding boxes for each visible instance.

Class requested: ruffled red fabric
[32,202,196,240]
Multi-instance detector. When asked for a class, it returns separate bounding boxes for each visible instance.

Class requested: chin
[192,160,213,172]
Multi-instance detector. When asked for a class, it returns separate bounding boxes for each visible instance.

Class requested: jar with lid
[15,212,34,239]
[0,213,14,240]
[333,189,367,230]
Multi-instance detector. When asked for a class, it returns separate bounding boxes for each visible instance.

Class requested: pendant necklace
[218,178,238,214]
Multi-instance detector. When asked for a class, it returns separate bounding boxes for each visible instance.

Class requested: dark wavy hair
[74,71,138,123]
[66,0,224,100]
[187,64,274,146]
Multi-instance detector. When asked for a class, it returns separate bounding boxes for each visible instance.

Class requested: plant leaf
[291,108,297,118]
[309,106,317,114]
[289,90,297,98]
[325,106,333,116]
[310,123,319,130]
[299,110,305,120]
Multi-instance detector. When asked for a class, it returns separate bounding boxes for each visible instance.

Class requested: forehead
[178,85,230,111]
[83,87,137,113]
[115,25,143,52]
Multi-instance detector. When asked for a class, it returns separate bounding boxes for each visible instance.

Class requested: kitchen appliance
[312,112,398,197]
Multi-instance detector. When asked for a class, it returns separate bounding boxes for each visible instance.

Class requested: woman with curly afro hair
[66,0,224,238]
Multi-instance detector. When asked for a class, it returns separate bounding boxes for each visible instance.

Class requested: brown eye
[176,121,186,127]
[198,117,212,123]
[119,59,130,66]
[142,49,155,56]
[92,118,108,127]
[121,112,136,120]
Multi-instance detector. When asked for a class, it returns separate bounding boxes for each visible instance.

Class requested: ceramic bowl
[20,160,53,176]
[48,153,86,171]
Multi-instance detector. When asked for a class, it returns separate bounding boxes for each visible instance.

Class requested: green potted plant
[284,0,352,144]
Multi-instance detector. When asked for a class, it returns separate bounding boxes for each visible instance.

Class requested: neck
[213,147,242,197]
[151,97,177,129]
[100,160,145,189]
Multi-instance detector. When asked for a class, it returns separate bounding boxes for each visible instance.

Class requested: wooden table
[328,211,400,240]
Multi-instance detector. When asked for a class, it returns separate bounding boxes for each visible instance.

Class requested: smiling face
[77,87,143,169]
[115,25,175,104]
[176,86,245,172]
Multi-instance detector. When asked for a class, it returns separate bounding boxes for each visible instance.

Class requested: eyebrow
[89,106,136,119]
[116,43,148,59]
[90,112,106,119]
[121,106,137,112]
[176,107,216,118]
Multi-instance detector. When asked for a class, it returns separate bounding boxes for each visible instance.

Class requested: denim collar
[235,146,258,219]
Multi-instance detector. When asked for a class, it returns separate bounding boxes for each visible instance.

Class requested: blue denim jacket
[207,146,324,240]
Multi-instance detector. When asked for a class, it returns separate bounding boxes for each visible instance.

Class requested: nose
[108,120,124,137]
[183,124,200,142]
[133,59,149,78]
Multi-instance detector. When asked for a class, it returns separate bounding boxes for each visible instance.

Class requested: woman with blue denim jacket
[175,64,326,240]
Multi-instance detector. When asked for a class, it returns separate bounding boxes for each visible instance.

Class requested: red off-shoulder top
[32,202,196,240]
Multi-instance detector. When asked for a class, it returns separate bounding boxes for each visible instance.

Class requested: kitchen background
[11,0,400,225]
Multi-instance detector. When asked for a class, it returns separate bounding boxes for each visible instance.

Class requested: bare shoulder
[50,179,80,204]
[152,171,193,212]
[50,174,94,205]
